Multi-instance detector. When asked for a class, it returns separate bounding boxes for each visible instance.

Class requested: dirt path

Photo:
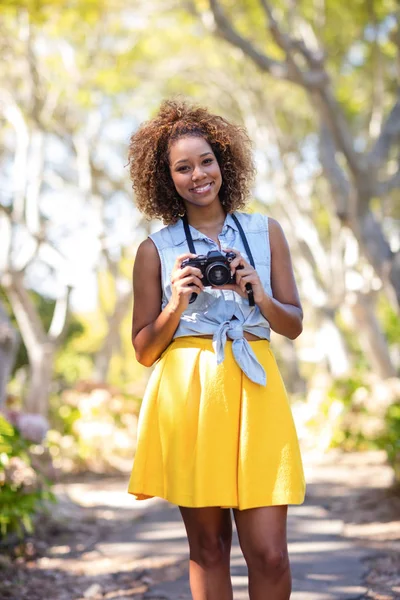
[1,451,399,600]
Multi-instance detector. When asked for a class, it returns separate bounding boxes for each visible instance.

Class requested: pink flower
[16,414,49,444]
[1,410,49,444]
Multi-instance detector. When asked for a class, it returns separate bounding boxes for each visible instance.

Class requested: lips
[190,182,213,194]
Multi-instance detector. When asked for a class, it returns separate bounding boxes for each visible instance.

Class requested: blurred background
[0,0,399,567]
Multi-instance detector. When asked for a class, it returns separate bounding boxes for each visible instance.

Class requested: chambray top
[149,212,272,386]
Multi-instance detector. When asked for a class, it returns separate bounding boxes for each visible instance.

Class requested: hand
[215,247,266,305]
[169,253,204,311]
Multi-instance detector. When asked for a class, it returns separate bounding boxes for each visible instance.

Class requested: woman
[127,99,305,600]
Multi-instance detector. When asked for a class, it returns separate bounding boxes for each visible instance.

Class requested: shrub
[0,415,55,539]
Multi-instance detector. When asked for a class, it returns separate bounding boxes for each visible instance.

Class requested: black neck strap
[182,213,255,268]
[182,214,196,254]
[181,213,256,306]
[231,213,255,269]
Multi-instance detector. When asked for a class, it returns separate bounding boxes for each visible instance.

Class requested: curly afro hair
[128,99,255,224]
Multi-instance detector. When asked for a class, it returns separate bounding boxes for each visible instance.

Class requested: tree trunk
[3,272,70,417]
[0,300,19,408]
[348,292,396,379]
[316,311,352,378]
[93,277,132,383]
[24,343,56,416]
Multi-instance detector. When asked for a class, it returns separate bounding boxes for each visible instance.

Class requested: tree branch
[48,286,72,342]
[208,1,360,177]
[3,272,47,348]
[368,95,400,167]
[259,0,326,74]
[0,91,29,222]
[314,87,365,179]
[376,167,400,197]
[208,0,292,82]
[318,125,352,221]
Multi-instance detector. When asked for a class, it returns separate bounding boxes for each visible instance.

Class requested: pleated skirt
[128,336,305,510]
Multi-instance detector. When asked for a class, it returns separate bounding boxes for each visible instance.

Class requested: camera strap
[182,215,196,254]
[181,213,255,306]
[231,214,255,269]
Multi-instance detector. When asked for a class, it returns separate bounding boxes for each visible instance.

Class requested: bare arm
[132,239,203,366]
[256,218,303,339]
[219,218,303,339]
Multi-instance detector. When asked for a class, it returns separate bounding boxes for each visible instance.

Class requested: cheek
[172,174,187,190]
[212,163,222,179]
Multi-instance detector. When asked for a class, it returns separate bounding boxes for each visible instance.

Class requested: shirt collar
[170,212,239,246]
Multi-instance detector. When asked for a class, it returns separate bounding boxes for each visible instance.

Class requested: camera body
[181,250,237,288]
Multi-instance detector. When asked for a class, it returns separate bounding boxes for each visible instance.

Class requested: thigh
[179,507,233,548]
[233,505,288,556]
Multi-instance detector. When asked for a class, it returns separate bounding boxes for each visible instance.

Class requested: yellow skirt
[128,337,305,510]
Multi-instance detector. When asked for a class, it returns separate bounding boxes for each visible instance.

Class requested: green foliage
[375,402,400,480]
[0,288,84,377]
[377,294,400,346]
[0,415,55,539]
[328,373,369,408]
[326,373,400,481]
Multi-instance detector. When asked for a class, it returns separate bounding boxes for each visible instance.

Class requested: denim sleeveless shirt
[149,212,272,386]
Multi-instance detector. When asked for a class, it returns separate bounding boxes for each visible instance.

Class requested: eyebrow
[173,152,213,166]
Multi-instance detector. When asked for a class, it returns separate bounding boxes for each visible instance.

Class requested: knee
[245,545,290,581]
[190,533,231,569]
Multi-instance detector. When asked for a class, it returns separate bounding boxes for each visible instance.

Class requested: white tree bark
[2,272,71,416]
[0,300,19,408]
[347,292,397,379]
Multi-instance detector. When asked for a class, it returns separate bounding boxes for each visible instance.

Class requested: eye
[176,165,190,172]
[203,158,213,164]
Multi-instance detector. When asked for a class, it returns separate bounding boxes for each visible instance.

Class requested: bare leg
[233,505,291,600]
[179,506,233,600]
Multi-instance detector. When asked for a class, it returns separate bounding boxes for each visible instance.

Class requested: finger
[224,246,241,255]
[179,275,205,290]
[237,272,258,285]
[235,267,254,283]
[223,247,242,264]
[174,265,203,280]
[238,274,258,293]
[174,253,198,269]
[182,284,202,297]
[235,266,254,278]
[231,255,251,271]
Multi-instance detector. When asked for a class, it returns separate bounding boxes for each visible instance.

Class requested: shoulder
[267,218,290,254]
[234,211,269,232]
[149,220,184,249]
[135,237,160,268]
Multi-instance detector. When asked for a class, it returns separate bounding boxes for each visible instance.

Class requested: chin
[187,195,220,208]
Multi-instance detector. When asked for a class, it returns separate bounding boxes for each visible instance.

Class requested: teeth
[192,183,211,192]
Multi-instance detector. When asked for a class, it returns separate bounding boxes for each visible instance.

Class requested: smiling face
[169,135,222,210]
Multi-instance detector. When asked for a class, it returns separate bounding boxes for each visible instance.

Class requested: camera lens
[206,262,231,286]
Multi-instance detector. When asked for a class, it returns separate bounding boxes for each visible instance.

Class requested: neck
[185,203,226,230]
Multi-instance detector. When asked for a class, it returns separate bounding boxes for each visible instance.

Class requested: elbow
[132,340,155,367]
[135,349,155,368]
[132,337,155,368]
[289,319,303,340]
[138,356,155,367]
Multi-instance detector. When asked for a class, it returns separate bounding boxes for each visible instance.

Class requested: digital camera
[181,250,237,288]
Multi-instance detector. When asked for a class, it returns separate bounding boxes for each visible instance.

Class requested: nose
[192,165,207,182]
